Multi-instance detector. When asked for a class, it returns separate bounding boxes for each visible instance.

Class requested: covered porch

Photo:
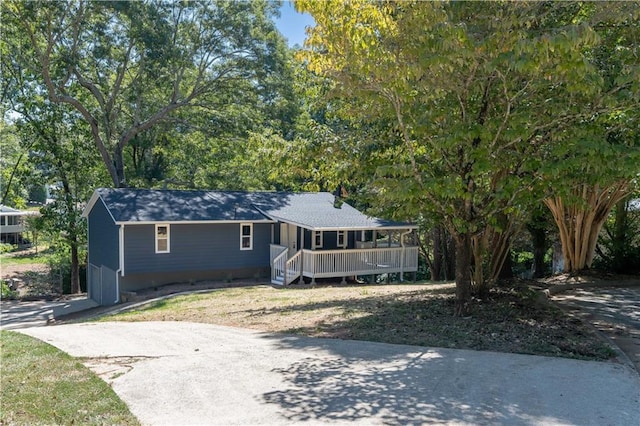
[270,227,419,285]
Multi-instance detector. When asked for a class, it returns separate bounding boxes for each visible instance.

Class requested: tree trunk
[545,182,629,273]
[530,225,547,278]
[454,233,472,317]
[431,227,443,280]
[445,234,455,281]
[499,250,513,280]
[113,145,127,188]
[70,242,80,294]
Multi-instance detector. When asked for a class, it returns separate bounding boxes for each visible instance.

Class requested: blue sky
[274,1,315,48]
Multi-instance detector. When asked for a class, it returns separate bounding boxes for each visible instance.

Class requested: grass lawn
[106,282,616,361]
[0,331,139,426]
[0,246,53,266]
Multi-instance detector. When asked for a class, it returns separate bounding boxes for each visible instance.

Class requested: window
[313,230,323,249]
[337,230,347,248]
[155,224,170,253]
[240,223,253,250]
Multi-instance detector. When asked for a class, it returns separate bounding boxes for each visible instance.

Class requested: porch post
[300,230,305,284]
[370,229,377,284]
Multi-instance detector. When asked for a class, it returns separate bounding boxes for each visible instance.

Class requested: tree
[0,123,31,207]
[541,4,640,272]
[297,1,636,315]
[2,0,287,187]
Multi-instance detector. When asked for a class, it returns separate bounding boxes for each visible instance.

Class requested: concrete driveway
[552,285,640,373]
[1,298,98,329]
[19,321,640,426]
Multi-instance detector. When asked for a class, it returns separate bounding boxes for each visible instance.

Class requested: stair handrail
[285,250,302,284]
[272,247,289,284]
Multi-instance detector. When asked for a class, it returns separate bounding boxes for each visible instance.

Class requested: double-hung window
[240,223,253,250]
[155,224,170,253]
[337,230,347,248]
[313,230,323,249]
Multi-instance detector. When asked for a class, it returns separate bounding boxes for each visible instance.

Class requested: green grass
[0,331,140,426]
[0,247,53,265]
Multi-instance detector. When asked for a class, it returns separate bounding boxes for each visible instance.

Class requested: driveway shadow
[259,334,640,425]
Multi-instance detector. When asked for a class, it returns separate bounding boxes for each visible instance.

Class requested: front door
[280,223,297,255]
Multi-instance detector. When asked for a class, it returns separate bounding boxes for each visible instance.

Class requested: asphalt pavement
[19,321,640,426]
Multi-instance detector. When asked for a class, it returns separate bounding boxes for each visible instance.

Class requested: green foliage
[27,184,47,204]
[0,243,16,254]
[47,243,88,294]
[2,0,291,188]
[1,280,18,299]
[0,123,31,208]
[594,196,640,273]
[297,1,640,284]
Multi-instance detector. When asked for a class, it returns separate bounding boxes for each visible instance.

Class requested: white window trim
[155,224,170,254]
[313,230,323,249]
[337,230,347,248]
[240,223,253,251]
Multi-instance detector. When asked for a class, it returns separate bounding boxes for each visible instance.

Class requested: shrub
[1,280,17,300]
[0,243,16,254]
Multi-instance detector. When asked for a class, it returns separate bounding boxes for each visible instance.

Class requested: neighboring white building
[0,205,39,244]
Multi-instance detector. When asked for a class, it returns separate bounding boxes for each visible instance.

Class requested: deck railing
[271,244,302,285]
[302,246,418,279]
[270,245,288,285]
[285,250,302,284]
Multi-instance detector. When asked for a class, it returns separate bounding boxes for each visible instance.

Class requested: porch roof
[253,192,416,231]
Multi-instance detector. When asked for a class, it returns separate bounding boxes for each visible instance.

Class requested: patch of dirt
[1,262,60,300]
[104,282,616,362]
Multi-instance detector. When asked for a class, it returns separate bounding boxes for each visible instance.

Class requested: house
[82,188,419,305]
[0,205,39,245]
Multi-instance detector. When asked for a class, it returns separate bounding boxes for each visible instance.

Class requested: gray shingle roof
[253,192,412,230]
[88,188,415,230]
[93,188,269,222]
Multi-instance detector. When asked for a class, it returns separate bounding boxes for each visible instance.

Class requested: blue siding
[303,230,355,250]
[88,198,119,270]
[123,222,271,275]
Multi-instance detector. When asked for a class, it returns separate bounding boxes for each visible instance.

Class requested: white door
[280,223,297,255]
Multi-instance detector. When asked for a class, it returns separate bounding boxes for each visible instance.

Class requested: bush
[1,280,17,300]
[47,246,87,294]
[0,243,16,254]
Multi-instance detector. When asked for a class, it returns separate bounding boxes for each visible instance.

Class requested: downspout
[400,229,412,282]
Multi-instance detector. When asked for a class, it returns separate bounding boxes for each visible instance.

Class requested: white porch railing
[270,244,302,285]
[271,245,419,285]
[270,244,287,264]
[271,249,288,285]
[302,246,419,279]
[285,250,302,284]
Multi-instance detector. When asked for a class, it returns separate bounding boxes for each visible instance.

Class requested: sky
[274,1,315,48]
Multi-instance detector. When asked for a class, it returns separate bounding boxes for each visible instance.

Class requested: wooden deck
[271,245,418,285]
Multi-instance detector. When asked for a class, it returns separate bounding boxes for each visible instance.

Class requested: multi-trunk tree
[297,0,639,315]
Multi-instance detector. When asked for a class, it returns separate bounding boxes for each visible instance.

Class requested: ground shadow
[257,334,632,425]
